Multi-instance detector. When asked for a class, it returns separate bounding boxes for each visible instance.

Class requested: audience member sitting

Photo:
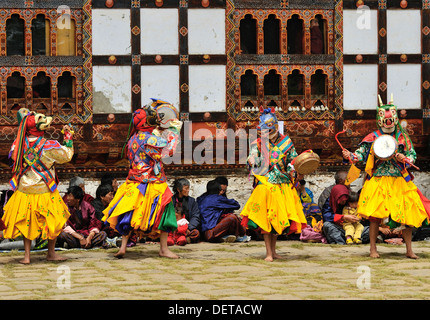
[167,206,188,246]
[57,186,107,249]
[342,191,363,244]
[197,180,246,243]
[91,184,121,241]
[215,176,229,197]
[172,178,201,243]
[92,184,114,221]
[101,173,119,194]
[295,180,325,243]
[65,176,94,203]
[318,170,348,210]
[321,184,369,244]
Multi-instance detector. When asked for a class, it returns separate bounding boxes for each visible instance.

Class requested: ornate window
[239,14,257,54]
[32,14,50,56]
[6,14,25,56]
[264,14,280,54]
[287,14,304,54]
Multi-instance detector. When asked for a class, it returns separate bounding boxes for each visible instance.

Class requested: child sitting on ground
[167,206,189,246]
[342,191,363,244]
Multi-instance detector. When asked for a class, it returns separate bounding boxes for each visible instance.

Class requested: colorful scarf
[329,185,349,215]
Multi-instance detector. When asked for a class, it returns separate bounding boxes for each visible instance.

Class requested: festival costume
[2,109,73,240]
[102,100,182,238]
[240,108,307,235]
[350,97,430,228]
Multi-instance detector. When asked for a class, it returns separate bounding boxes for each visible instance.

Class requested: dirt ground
[0,239,430,300]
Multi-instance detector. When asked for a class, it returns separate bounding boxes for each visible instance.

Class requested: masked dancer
[342,95,430,258]
[240,107,307,261]
[2,108,73,264]
[103,99,182,259]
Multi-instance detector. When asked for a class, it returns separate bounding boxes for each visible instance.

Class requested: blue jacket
[173,194,201,231]
[197,194,240,232]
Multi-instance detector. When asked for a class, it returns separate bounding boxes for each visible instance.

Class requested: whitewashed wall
[343,8,422,110]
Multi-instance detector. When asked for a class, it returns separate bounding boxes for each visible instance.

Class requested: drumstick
[335,130,354,164]
[335,130,346,150]
[403,158,420,171]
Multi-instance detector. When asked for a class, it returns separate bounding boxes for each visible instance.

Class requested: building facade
[0,0,429,181]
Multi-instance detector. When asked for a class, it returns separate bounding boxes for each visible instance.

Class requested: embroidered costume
[349,97,430,228]
[102,99,182,239]
[240,107,307,235]
[2,108,73,240]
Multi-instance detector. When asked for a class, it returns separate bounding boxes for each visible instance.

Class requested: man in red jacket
[57,186,107,249]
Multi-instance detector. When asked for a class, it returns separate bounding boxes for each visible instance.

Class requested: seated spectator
[197,180,246,243]
[297,179,314,204]
[57,186,107,249]
[321,184,369,244]
[342,191,363,244]
[295,180,324,242]
[65,176,94,203]
[91,184,120,241]
[215,176,229,197]
[101,173,119,194]
[318,170,348,210]
[172,178,201,243]
[92,184,114,221]
[167,206,188,246]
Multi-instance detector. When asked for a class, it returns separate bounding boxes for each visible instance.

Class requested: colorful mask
[257,106,279,139]
[377,94,398,134]
[150,98,179,129]
[34,112,52,131]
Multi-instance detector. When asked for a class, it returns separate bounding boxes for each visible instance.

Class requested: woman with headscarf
[321,184,368,244]
[102,99,182,259]
[2,108,74,264]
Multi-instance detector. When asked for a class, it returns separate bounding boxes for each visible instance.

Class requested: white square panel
[387,64,421,109]
[387,10,421,54]
[141,9,179,55]
[188,9,225,54]
[141,65,180,110]
[343,65,378,110]
[343,9,378,54]
[92,9,131,55]
[189,65,226,112]
[93,66,131,113]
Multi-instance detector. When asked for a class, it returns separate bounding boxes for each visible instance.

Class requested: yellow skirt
[2,189,70,240]
[358,176,429,228]
[102,180,177,237]
[240,175,307,234]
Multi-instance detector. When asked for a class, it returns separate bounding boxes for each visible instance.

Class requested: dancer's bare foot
[369,250,380,258]
[406,252,419,259]
[273,253,285,260]
[264,255,274,262]
[46,253,68,262]
[159,247,179,259]
[114,249,126,259]
[19,258,30,265]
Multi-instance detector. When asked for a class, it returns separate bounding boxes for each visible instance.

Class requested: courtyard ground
[0,239,430,300]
